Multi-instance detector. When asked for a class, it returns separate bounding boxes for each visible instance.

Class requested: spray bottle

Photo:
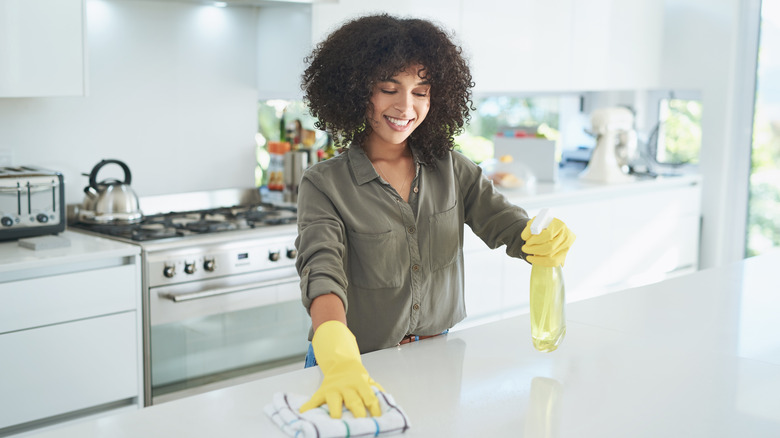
[529,208,566,352]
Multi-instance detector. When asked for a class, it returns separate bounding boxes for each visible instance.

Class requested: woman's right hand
[300,320,384,418]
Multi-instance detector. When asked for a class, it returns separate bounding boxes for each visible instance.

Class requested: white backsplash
[0,0,261,206]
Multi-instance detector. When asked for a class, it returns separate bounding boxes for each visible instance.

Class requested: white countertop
[497,168,701,207]
[0,230,139,275]
[25,250,780,437]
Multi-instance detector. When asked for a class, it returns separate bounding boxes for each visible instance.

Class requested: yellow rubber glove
[521,216,576,267]
[300,320,384,419]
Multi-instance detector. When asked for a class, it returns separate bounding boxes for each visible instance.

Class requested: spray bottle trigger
[531,208,554,235]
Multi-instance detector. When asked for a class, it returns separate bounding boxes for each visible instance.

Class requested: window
[456,96,564,163]
[747,1,780,257]
[644,91,702,168]
[655,98,702,164]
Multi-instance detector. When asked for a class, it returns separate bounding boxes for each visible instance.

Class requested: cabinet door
[257,5,312,100]
[609,184,701,289]
[460,0,574,93]
[0,312,138,429]
[521,201,615,303]
[0,0,85,97]
[0,263,138,334]
[462,227,503,322]
[311,0,461,46]
[569,0,663,90]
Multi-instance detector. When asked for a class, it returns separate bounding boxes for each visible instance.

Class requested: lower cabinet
[0,313,138,429]
[462,177,701,325]
[0,252,141,433]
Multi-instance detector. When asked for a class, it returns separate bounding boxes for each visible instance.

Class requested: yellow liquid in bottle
[530,265,566,352]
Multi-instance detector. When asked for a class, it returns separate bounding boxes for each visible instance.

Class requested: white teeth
[387,116,411,127]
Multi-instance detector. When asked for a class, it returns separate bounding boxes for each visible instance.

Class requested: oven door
[148,266,309,403]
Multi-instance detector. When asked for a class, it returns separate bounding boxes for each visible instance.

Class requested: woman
[295,14,575,419]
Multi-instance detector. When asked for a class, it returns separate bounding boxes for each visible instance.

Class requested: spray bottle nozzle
[530,208,554,235]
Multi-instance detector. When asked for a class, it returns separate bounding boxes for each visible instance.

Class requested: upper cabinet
[310,0,663,93]
[568,0,663,91]
[459,0,575,94]
[0,0,86,97]
[257,4,313,100]
[311,0,461,46]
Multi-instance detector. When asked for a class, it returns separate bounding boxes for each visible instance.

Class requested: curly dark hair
[301,14,475,166]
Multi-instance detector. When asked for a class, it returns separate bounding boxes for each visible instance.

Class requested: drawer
[0,264,138,334]
[0,312,139,429]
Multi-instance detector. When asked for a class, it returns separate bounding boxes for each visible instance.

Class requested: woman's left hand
[521,217,576,267]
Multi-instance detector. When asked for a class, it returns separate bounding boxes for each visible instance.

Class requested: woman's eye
[414,92,429,97]
[380,89,397,94]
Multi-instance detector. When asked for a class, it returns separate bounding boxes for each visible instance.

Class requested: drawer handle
[159,275,300,303]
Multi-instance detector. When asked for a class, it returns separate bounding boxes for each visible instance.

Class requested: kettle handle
[88,159,132,189]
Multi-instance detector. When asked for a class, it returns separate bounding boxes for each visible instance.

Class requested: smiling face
[365,65,431,150]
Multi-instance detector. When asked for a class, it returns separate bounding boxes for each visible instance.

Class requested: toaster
[0,166,65,241]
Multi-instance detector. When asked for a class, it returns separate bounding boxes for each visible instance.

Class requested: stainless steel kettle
[79,159,143,224]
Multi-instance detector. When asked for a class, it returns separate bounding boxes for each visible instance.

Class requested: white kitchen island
[23,250,780,437]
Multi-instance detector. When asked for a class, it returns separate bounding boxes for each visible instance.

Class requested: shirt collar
[348,144,421,186]
[348,146,379,186]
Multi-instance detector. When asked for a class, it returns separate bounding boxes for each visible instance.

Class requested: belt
[398,330,448,346]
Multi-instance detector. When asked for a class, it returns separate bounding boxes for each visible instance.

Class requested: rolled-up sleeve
[294,173,349,314]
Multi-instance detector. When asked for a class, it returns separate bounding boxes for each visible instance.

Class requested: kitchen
[1,0,778,436]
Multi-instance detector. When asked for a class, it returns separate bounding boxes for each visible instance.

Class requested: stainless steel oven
[69,189,309,405]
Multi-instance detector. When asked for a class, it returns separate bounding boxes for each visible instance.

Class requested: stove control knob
[203,259,216,272]
[184,262,196,275]
[163,265,176,278]
[269,251,281,262]
[1,216,13,227]
[286,249,297,259]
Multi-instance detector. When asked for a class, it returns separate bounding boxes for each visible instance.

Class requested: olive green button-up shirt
[295,145,530,353]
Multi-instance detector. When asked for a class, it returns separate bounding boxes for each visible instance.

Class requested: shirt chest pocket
[347,229,404,289]
[428,201,459,272]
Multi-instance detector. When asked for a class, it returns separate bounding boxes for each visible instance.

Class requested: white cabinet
[311,0,461,46]
[0,313,138,429]
[0,0,86,97]
[461,176,701,326]
[0,232,141,434]
[311,0,663,93]
[459,0,574,93]
[461,0,664,93]
[569,0,664,90]
[257,4,312,100]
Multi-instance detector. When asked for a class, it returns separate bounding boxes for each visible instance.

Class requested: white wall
[660,0,760,269]
[0,0,259,205]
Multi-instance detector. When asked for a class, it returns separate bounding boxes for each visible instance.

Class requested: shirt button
[413,303,420,310]
[413,187,419,193]
[412,264,419,272]
[408,226,416,234]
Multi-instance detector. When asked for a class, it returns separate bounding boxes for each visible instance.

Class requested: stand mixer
[580,107,638,183]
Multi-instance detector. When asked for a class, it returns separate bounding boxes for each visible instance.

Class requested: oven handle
[158,275,300,303]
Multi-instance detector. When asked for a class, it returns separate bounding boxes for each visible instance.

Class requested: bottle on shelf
[267,141,290,192]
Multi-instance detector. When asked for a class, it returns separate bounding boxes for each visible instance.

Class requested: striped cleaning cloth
[264,388,411,437]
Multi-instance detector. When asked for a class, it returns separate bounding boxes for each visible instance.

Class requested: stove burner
[72,202,297,242]
[181,219,237,234]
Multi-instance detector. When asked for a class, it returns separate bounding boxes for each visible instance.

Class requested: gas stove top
[71,204,296,242]
[68,188,297,244]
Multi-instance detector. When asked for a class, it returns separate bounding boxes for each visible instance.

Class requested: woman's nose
[394,92,414,113]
